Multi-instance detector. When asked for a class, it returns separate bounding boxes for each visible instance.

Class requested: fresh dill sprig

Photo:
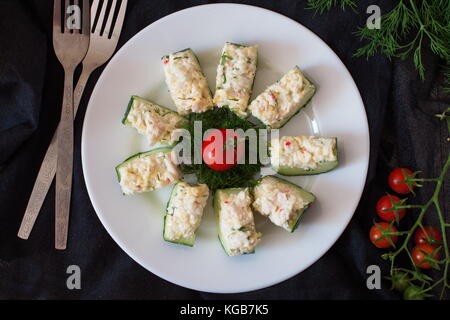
[308,0,450,80]
[354,0,450,80]
[306,0,357,14]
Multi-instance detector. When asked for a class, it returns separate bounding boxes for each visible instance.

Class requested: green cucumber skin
[122,96,135,125]
[163,182,198,247]
[269,88,315,130]
[218,43,258,119]
[115,147,173,182]
[163,216,195,247]
[226,42,246,48]
[161,47,190,61]
[213,189,232,256]
[272,138,338,176]
[252,66,316,130]
[274,159,338,176]
[121,96,189,145]
[289,206,310,232]
[122,95,188,125]
[214,188,254,256]
[254,176,316,232]
[164,48,214,112]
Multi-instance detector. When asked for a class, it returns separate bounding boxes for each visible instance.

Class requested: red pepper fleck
[285,141,291,146]
[166,178,171,182]
[270,93,276,100]
[163,59,169,64]
[224,201,229,204]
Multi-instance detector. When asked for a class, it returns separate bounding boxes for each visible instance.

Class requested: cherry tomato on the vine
[202,128,244,171]
[376,194,406,222]
[388,167,415,194]
[390,271,410,292]
[403,285,426,300]
[369,222,398,248]
[414,226,442,246]
[412,243,440,269]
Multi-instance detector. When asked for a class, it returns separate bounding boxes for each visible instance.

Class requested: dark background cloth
[0,0,448,299]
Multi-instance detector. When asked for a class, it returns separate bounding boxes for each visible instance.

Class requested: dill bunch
[307,0,357,14]
[181,107,263,191]
[307,0,450,81]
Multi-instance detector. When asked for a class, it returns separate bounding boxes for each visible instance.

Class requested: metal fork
[53,0,90,250]
[17,0,128,245]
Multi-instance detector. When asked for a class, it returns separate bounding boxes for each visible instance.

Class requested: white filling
[214,43,257,117]
[218,189,261,256]
[271,136,337,170]
[248,67,314,127]
[126,98,185,146]
[118,151,181,195]
[163,49,213,114]
[165,182,209,241]
[252,176,311,230]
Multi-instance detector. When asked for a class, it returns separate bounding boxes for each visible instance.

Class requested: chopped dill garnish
[222,69,227,84]
[181,107,264,190]
[220,54,233,65]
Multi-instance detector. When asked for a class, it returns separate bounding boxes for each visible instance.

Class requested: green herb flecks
[220,54,233,65]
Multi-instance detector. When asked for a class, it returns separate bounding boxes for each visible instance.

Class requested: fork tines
[92,0,127,39]
[53,0,90,35]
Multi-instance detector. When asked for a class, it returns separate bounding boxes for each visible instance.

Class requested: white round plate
[82,4,369,293]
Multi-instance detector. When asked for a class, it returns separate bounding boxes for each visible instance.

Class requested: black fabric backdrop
[0,0,448,299]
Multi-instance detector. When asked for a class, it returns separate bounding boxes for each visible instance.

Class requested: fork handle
[55,69,75,250]
[18,65,92,240]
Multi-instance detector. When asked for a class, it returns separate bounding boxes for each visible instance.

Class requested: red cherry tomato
[412,243,439,269]
[414,226,442,246]
[388,168,415,194]
[202,129,244,171]
[370,222,398,248]
[376,194,406,222]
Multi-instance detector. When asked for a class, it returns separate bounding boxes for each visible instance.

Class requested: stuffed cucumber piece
[270,136,338,176]
[248,66,315,129]
[252,176,316,232]
[162,48,213,115]
[115,147,181,195]
[213,188,261,256]
[163,182,209,246]
[214,42,258,118]
[122,95,188,146]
